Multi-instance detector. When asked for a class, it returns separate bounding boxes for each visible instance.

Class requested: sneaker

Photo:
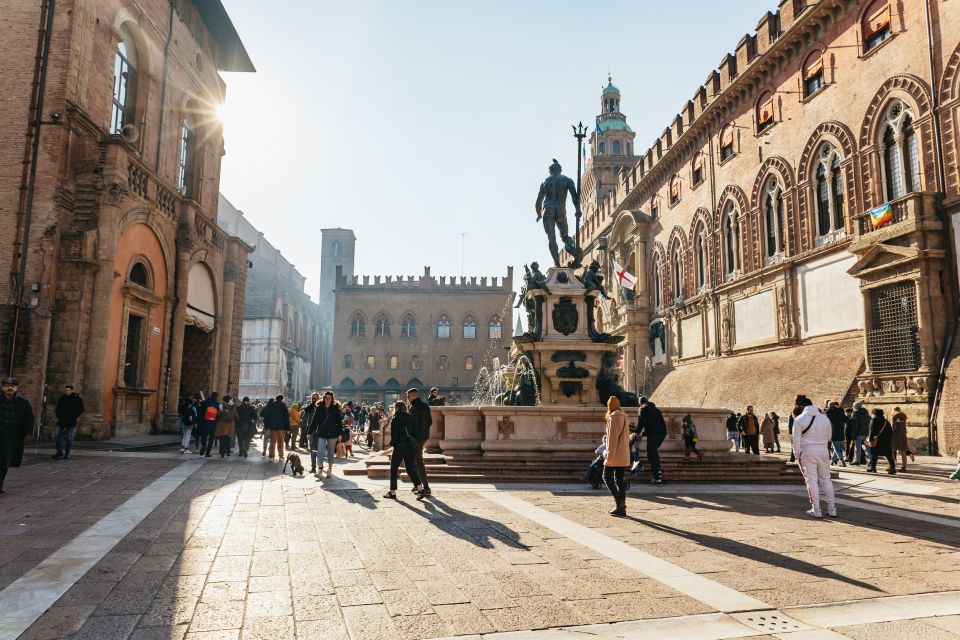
[51,453,62,459]
[910,453,916,462]
[806,508,823,518]
[827,511,838,518]
[412,485,423,493]
[422,489,432,496]
[383,491,397,500]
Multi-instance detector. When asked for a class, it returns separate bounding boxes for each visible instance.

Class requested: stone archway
[179,263,218,398]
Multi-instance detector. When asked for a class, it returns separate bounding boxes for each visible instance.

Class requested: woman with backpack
[382,401,423,500]
[215,396,238,458]
[198,393,220,458]
[867,408,896,474]
[310,391,343,479]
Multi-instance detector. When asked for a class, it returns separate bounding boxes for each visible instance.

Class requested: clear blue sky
[218,0,774,303]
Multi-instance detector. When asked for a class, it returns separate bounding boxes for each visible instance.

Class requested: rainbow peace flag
[869,203,894,228]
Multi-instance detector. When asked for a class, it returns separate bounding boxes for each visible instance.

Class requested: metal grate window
[867,282,920,373]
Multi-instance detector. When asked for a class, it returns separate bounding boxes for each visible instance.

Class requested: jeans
[389,446,421,490]
[869,449,895,471]
[773,432,781,452]
[217,436,232,456]
[181,428,193,450]
[830,440,846,465]
[322,437,338,467]
[198,425,215,456]
[289,426,300,449]
[854,435,867,464]
[55,425,76,456]
[603,466,627,506]
[238,436,252,456]
[728,431,740,452]
[647,433,665,481]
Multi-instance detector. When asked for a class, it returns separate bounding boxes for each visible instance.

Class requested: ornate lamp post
[572,121,588,247]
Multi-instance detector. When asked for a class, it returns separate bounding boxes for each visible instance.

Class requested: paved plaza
[0,441,957,640]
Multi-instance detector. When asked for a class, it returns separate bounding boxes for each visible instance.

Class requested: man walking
[792,395,836,518]
[737,406,761,455]
[53,384,84,460]
[637,396,667,486]
[0,377,35,494]
[407,388,432,497]
[726,412,740,452]
[850,400,871,465]
[825,401,847,467]
[198,392,220,458]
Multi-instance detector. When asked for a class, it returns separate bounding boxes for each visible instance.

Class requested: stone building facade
[329,267,514,405]
[0,0,253,438]
[217,195,321,402]
[316,228,356,388]
[571,0,960,455]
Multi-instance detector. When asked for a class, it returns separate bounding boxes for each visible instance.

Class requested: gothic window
[719,125,735,161]
[671,244,683,301]
[612,140,622,155]
[401,313,416,337]
[881,100,921,202]
[723,203,741,276]
[128,261,149,288]
[691,153,704,187]
[802,51,825,98]
[436,315,451,338]
[176,109,199,199]
[814,143,845,239]
[411,356,421,370]
[669,175,681,206]
[598,142,606,155]
[862,0,892,54]
[349,313,365,337]
[343,354,352,369]
[464,356,475,371]
[463,316,477,339]
[438,355,448,370]
[488,317,502,340]
[756,92,775,132]
[365,355,376,369]
[110,28,139,135]
[763,177,785,258]
[694,225,707,290]
[653,255,663,309]
[374,313,391,337]
[389,355,399,370]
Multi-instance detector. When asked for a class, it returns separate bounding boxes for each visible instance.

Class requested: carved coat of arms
[552,297,579,336]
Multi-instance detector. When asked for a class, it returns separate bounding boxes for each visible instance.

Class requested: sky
[217,0,775,304]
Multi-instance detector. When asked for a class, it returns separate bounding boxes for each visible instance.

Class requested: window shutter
[693,154,704,173]
[670,177,680,199]
[758,97,775,124]
[720,126,734,148]
[864,4,890,38]
[803,55,823,80]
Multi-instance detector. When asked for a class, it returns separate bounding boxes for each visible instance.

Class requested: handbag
[868,421,888,448]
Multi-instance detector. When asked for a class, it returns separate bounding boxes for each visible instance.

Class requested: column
[163,251,191,421]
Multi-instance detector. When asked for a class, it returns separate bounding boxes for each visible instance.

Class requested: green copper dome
[597,116,633,134]
[602,81,620,95]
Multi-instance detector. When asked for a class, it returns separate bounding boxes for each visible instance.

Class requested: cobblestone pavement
[0,443,958,640]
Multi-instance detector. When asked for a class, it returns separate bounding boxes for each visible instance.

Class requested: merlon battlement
[334,265,514,291]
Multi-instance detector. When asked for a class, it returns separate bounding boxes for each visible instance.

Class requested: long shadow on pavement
[397,496,527,550]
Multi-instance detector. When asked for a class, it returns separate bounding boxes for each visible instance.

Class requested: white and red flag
[611,259,637,291]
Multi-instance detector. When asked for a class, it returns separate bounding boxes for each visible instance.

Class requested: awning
[650,334,865,416]
[186,263,216,332]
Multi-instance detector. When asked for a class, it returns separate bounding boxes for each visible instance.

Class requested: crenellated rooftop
[335,266,514,292]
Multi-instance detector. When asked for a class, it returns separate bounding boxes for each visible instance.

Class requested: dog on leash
[283,453,305,477]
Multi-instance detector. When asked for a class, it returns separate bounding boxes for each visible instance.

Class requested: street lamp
[572,121,589,247]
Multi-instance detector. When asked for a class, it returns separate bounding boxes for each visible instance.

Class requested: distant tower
[582,76,639,217]
[317,229,356,386]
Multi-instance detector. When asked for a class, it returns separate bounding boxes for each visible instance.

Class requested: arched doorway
[179,263,217,398]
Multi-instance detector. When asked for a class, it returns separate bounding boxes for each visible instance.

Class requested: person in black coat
[310,391,343,478]
[235,397,258,458]
[867,408,895,474]
[636,397,666,485]
[0,377,35,493]
[53,384,84,459]
[825,402,846,467]
[198,393,220,458]
[382,401,423,500]
[407,388,432,496]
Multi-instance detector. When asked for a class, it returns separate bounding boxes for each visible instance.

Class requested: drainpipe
[8,0,55,376]
[924,0,952,456]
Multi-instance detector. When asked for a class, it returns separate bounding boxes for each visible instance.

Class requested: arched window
[669,175,681,206]
[349,313,365,337]
[691,153,705,186]
[365,355,376,369]
[438,355,448,370]
[129,261,149,288]
[881,100,921,202]
[464,356,475,371]
[653,255,663,309]
[176,105,201,199]
[671,244,683,301]
[374,313,390,337]
[862,0,892,54]
[110,28,140,134]
[436,315,451,338]
[723,203,741,276]
[814,143,845,240]
[612,140,622,155]
[598,142,606,155]
[343,354,353,369]
[694,225,707,290]
[757,92,775,133]
[488,317,502,340]
[389,355,399,370]
[463,316,477,339]
[719,125,735,161]
[401,313,416,338]
[411,356,421,370]
[763,177,785,258]
[802,51,825,98]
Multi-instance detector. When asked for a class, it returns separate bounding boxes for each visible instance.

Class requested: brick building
[329,267,514,405]
[0,1,254,438]
[572,0,960,455]
[217,195,321,402]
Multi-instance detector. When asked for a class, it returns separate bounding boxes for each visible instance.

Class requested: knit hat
[853,400,864,409]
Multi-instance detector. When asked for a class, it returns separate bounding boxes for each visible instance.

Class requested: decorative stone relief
[497,417,514,439]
